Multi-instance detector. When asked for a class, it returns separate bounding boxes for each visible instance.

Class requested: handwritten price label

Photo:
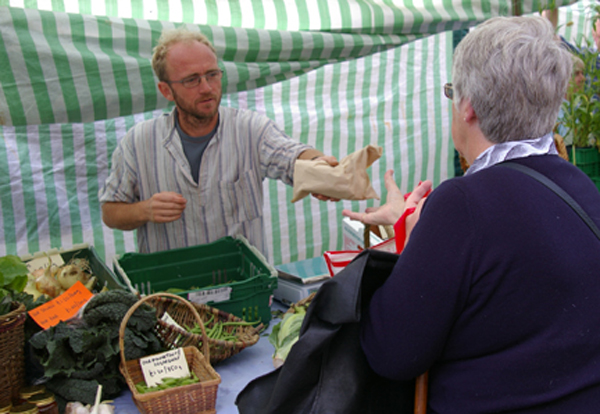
[28,281,93,329]
[140,348,190,388]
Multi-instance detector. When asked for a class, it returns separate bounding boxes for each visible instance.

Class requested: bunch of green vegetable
[0,255,29,315]
[29,290,163,409]
[185,315,261,341]
[269,305,308,368]
[135,372,199,394]
[0,255,49,346]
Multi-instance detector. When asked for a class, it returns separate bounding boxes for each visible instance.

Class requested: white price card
[161,311,185,331]
[188,286,232,304]
[139,348,190,388]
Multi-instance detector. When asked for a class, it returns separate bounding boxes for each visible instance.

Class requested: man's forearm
[101,201,149,231]
[298,148,325,160]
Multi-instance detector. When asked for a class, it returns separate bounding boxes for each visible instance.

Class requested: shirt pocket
[219,169,263,226]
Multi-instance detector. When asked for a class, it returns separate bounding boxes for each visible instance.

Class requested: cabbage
[269,307,307,368]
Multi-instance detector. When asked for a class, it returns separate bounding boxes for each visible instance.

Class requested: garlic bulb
[64,401,114,414]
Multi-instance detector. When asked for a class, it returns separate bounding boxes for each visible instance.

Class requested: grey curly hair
[452,15,572,143]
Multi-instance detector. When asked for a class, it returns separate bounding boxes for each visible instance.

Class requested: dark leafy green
[29,290,163,405]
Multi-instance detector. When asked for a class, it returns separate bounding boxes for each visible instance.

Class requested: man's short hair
[452,16,572,143]
[152,28,217,82]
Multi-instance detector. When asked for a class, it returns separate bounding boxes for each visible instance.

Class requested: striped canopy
[0,0,591,265]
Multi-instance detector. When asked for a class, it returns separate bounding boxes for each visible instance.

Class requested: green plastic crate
[113,236,278,324]
[568,147,600,177]
[21,243,123,292]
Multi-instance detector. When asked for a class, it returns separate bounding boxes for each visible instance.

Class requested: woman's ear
[463,100,478,124]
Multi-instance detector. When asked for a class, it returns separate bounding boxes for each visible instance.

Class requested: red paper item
[325,183,431,275]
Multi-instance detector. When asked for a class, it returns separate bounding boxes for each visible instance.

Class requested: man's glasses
[444,83,453,100]
[165,70,223,89]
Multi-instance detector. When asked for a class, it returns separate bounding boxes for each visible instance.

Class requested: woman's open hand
[341,170,405,226]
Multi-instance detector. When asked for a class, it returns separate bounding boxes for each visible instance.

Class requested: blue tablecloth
[113,302,286,414]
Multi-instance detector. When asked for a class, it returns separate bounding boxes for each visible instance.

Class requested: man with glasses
[99,28,338,255]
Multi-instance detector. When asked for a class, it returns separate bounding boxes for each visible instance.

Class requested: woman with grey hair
[344,15,600,413]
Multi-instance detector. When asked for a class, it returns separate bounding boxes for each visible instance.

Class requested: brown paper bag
[291,144,383,203]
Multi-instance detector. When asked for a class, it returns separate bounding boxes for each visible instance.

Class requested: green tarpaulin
[0,0,592,265]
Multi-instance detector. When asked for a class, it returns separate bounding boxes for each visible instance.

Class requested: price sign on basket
[139,348,190,388]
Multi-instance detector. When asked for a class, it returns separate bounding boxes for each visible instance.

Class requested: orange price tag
[28,281,94,329]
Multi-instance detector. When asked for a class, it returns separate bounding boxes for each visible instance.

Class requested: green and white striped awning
[0,0,571,127]
[0,0,591,265]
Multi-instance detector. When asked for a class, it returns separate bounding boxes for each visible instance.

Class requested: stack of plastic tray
[113,236,278,324]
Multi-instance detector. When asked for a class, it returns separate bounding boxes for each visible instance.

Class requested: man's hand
[102,191,187,231]
[341,170,405,225]
[310,155,341,202]
[143,192,187,223]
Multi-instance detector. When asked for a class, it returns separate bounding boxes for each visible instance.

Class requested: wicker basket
[286,292,316,313]
[119,293,221,414]
[146,295,263,365]
[0,302,26,407]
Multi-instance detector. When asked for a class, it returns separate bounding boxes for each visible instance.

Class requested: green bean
[135,374,200,394]
[210,323,223,339]
[205,325,216,337]
[220,335,238,341]
[203,314,215,326]
[220,319,262,327]
[185,318,261,342]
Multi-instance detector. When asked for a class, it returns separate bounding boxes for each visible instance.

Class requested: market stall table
[112,302,286,414]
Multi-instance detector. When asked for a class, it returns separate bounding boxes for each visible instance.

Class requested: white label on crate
[187,286,232,304]
[161,312,185,331]
[139,348,190,388]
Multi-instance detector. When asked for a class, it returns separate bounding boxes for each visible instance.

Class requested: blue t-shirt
[175,112,218,183]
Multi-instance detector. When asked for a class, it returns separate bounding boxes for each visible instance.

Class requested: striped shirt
[98,107,311,255]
